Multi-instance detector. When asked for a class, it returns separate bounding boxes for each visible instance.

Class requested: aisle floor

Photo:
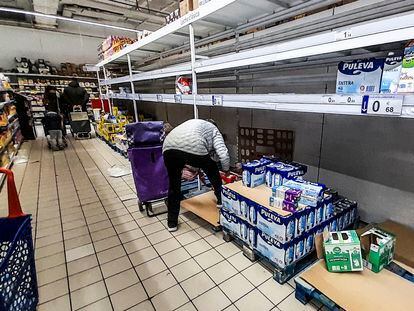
[0,138,322,311]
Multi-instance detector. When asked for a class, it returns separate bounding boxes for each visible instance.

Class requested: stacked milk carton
[220,157,358,269]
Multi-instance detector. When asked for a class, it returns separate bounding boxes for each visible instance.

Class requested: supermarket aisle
[0,138,320,311]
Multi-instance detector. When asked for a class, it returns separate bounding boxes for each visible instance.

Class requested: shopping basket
[0,168,38,311]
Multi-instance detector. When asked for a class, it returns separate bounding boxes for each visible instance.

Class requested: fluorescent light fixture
[0,7,142,33]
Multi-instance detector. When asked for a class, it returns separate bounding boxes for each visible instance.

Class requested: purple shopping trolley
[128,145,169,217]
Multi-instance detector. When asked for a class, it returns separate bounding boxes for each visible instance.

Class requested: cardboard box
[360,228,395,273]
[336,58,384,94]
[179,0,193,17]
[323,230,363,272]
[192,0,199,10]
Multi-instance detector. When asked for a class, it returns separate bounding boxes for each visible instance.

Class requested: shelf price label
[335,29,353,41]
[174,94,182,103]
[361,95,403,116]
[156,95,163,102]
[212,95,223,106]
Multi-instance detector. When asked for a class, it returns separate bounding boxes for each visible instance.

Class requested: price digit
[372,101,380,112]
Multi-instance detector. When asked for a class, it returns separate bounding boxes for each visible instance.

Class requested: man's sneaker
[167,223,178,232]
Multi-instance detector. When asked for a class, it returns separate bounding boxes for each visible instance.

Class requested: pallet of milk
[398,41,414,93]
[336,58,384,94]
[380,53,403,94]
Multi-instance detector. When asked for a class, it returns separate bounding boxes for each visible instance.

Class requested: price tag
[212,95,223,106]
[137,94,142,101]
[322,95,337,104]
[174,94,182,103]
[335,29,353,41]
[156,95,163,102]
[361,95,403,116]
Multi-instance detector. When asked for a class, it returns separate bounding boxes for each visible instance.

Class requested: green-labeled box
[360,228,395,273]
[323,230,363,272]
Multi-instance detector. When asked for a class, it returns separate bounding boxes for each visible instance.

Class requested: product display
[98,36,139,61]
[398,41,414,93]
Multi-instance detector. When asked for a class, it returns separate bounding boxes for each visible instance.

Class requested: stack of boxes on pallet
[220,157,358,269]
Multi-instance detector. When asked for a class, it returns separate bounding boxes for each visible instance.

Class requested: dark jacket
[62,81,90,112]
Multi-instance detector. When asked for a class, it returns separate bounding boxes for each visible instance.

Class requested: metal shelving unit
[95,0,414,119]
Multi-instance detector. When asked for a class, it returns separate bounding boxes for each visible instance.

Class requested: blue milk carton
[305,229,316,254]
[306,206,316,231]
[336,58,384,94]
[242,160,268,188]
[314,201,325,225]
[294,234,307,261]
[266,162,306,188]
[255,205,295,243]
[239,196,258,225]
[324,193,335,221]
[220,209,249,244]
[295,207,308,237]
[221,186,240,216]
[380,54,403,94]
[255,230,296,268]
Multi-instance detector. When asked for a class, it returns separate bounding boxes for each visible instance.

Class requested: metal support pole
[127,54,139,122]
[96,69,104,111]
[102,65,112,114]
[189,24,198,119]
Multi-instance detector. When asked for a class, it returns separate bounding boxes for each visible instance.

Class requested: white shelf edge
[95,0,237,67]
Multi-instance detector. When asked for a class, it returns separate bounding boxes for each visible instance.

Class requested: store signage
[361,95,403,116]
[212,95,223,106]
[174,94,182,103]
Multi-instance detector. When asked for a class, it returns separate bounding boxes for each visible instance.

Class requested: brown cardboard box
[193,0,199,10]
[180,0,193,17]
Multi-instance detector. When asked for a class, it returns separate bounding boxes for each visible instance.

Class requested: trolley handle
[0,168,25,218]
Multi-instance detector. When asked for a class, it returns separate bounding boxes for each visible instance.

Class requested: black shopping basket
[0,168,38,311]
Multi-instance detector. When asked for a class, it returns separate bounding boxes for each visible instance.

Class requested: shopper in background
[42,86,65,151]
[163,119,230,232]
[61,78,90,112]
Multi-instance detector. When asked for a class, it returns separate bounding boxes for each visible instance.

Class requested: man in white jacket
[163,119,230,231]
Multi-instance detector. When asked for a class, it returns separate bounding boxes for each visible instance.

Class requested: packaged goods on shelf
[380,54,403,94]
[242,158,271,188]
[323,230,363,272]
[180,0,193,16]
[336,58,384,94]
[360,227,395,273]
[398,41,414,93]
[98,36,137,61]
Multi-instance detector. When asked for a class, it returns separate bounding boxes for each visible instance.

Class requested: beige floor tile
[193,287,231,311]
[63,218,87,232]
[91,227,117,242]
[63,236,89,253]
[147,229,173,245]
[88,219,112,233]
[241,262,272,287]
[124,236,151,254]
[36,252,65,272]
[176,230,202,246]
[205,260,238,285]
[61,212,84,224]
[219,273,254,302]
[36,234,63,248]
[118,228,144,243]
[181,271,215,300]
[101,256,132,278]
[161,247,191,268]
[151,285,189,311]
[258,279,294,305]
[66,243,95,262]
[170,258,202,282]
[115,221,140,234]
[110,283,148,311]
[223,305,239,311]
[36,241,64,259]
[171,223,193,237]
[94,235,121,252]
[142,270,177,297]
[127,300,155,311]
[78,297,113,311]
[204,233,225,247]
[227,252,255,272]
[277,293,319,311]
[184,239,212,257]
[37,294,71,311]
[37,264,67,287]
[215,242,241,259]
[179,212,198,222]
[105,268,139,295]
[37,217,61,230]
[176,302,197,311]
[111,213,133,225]
[86,213,109,225]
[97,245,126,264]
[235,289,274,311]
[107,208,129,219]
[69,266,102,292]
[153,238,181,255]
[64,225,90,240]
[135,257,167,280]
[38,278,68,304]
[194,248,224,270]
[36,225,63,238]
[67,254,99,276]
[129,246,158,266]
[141,221,165,235]
[71,281,108,310]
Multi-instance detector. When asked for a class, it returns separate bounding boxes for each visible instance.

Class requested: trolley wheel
[138,201,145,212]
[223,231,233,242]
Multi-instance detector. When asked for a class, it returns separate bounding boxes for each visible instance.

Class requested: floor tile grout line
[69,139,155,311]
[33,140,44,249]
[78,139,198,311]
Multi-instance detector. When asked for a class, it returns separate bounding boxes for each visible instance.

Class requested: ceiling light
[0,7,142,33]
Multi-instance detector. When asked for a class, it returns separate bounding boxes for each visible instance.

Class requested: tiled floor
[0,138,321,311]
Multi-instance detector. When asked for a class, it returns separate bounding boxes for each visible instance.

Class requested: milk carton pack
[220,209,249,244]
[255,230,296,268]
[283,179,325,200]
[380,54,403,93]
[315,202,325,225]
[239,196,257,225]
[295,207,308,237]
[295,234,307,260]
[323,193,335,221]
[398,43,414,93]
[271,185,302,202]
[305,229,316,254]
[269,197,298,212]
[242,159,270,188]
[265,162,306,188]
[336,58,384,94]
[221,186,240,215]
[255,204,295,243]
[306,206,316,231]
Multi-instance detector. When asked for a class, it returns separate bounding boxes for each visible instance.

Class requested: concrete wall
[137,100,414,229]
